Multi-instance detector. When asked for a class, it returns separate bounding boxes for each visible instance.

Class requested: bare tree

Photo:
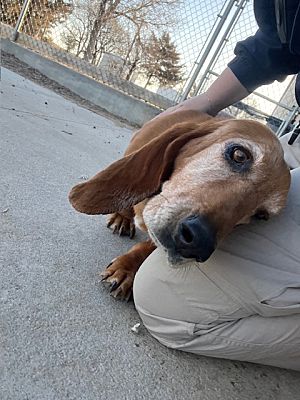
[1,0,72,39]
[82,0,179,63]
[61,5,128,62]
[59,0,180,83]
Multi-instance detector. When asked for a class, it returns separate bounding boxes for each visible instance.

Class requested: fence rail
[1,22,174,110]
[1,0,299,133]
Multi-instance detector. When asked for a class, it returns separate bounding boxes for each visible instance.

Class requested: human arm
[158,67,250,117]
[159,0,300,118]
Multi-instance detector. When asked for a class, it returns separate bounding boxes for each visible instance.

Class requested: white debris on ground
[131,323,141,334]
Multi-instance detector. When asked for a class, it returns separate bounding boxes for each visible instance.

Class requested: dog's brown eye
[225,143,253,173]
[232,148,248,163]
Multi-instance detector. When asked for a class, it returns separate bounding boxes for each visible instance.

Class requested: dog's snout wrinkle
[175,215,216,262]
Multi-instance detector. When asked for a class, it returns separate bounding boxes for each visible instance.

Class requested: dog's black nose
[175,215,216,262]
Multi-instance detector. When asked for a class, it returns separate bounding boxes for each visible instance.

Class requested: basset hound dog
[69,110,291,300]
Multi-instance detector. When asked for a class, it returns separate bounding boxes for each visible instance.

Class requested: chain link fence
[188,0,299,134]
[1,0,299,132]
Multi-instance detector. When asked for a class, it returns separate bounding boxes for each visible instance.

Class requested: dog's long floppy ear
[69,120,220,214]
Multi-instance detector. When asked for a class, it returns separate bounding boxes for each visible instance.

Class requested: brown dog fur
[69,110,290,299]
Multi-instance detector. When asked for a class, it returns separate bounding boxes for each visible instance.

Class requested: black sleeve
[228,1,300,92]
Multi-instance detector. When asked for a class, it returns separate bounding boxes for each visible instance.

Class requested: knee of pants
[133,249,206,348]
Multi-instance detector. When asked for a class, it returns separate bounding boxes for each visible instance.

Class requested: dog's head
[69,118,290,264]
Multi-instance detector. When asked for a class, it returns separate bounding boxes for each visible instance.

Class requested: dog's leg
[100,240,156,300]
[106,207,135,238]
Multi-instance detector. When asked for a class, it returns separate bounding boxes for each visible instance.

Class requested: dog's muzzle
[173,215,216,262]
[159,215,217,262]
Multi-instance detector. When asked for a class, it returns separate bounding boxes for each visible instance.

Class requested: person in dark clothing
[160,0,300,117]
[230,0,300,93]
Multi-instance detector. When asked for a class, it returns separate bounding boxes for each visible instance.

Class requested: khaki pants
[133,168,300,371]
[280,131,300,169]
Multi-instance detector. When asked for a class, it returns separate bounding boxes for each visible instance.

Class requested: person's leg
[134,250,300,370]
[133,168,300,370]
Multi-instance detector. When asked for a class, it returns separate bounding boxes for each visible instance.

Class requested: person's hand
[154,68,249,121]
[155,94,212,120]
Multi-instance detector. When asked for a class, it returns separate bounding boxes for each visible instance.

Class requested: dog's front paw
[107,212,135,238]
[100,256,138,301]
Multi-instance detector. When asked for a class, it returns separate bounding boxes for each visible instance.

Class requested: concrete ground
[1,67,300,400]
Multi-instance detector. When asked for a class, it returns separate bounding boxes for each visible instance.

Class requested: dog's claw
[105,260,114,269]
[100,271,111,282]
[106,213,135,238]
[129,225,135,239]
[100,252,140,301]
[109,280,120,293]
[111,286,131,301]
[100,263,115,280]
[125,290,132,302]
[110,286,122,299]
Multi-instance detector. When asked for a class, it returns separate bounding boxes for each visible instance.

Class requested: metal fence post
[195,0,248,96]
[11,0,32,42]
[276,106,300,137]
[180,0,237,101]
